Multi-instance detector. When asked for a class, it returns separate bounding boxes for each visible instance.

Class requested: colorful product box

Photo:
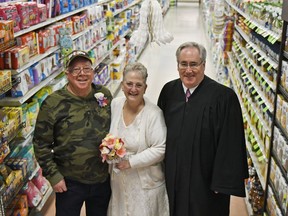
[15,2,30,30]
[60,0,70,14]
[37,29,51,54]
[69,0,80,11]
[27,2,39,26]
[0,20,14,43]
[6,45,30,69]
[0,5,21,33]
[38,4,48,23]
[16,32,39,58]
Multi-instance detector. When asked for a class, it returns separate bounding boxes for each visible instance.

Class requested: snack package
[37,29,51,54]
[15,2,30,30]
[16,32,38,58]
[37,4,48,23]
[27,2,39,26]
[21,181,42,207]
[0,20,14,43]
[6,45,30,69]
[0,5,21,33]
[31,168,49,195]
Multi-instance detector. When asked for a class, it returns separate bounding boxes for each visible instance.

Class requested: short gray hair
[176,42,207,63]
[123,62,148,83]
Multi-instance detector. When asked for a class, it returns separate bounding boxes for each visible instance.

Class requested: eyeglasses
[178,60,204,70]
[69,66,93,76]
[124,81,145,89]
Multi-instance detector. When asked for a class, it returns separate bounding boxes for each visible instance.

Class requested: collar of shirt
[182,83,198,95]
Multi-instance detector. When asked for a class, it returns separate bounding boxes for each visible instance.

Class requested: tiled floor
[42,2,249,215]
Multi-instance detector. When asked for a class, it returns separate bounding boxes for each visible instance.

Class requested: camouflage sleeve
[33,98,63,186]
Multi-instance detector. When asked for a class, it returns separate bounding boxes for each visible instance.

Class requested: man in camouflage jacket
[33,51,112,216]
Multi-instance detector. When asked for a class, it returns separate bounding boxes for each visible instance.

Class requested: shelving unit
[264,1,288,215]
[203,0,287,215]
[0,0,150,214]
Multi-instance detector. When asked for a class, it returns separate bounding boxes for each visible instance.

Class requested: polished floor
[42,2,249,216]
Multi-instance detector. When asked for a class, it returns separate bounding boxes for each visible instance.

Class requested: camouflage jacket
[33,84,112,186]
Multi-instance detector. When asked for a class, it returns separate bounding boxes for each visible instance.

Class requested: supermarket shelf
[0,69,63,106]
[10,47,60,75]
[228,54,267,188]
[268,181,286,216]
[228,52,268,164]
[225,0,281,42]
[14,5,97,38]
[279,85,288,102]
[235,25,278,70]
[113,0,141,16]
[71,19,106,41]
[233,36,276,93]
[232,46,274,113]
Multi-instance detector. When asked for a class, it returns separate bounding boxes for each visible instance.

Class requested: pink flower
[99,134,126,163]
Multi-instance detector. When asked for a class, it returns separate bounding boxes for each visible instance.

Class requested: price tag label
[258,56,265,61]
[256,149,262,156]
[258,100,265,105]
[255,95,261,100]
[267,64,273,71]
[263,106,269,112]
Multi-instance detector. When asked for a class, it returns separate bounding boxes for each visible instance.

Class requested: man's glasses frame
[178,60,204,70]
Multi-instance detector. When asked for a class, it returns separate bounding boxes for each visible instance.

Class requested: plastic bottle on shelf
[252,187,264,215]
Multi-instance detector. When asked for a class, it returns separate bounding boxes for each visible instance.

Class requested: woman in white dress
[107,62,169,216]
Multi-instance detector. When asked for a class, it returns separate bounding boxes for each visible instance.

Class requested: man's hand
[53,179,67,193]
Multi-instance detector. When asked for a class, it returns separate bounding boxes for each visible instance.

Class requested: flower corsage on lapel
[94,92,108,107]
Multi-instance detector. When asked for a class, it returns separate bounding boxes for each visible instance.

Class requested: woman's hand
[116,160,131,170]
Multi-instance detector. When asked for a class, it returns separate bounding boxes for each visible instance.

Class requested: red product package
[5,45,30,69]
[27,2,39,26]
[37,4,48,23]
[15,2,30,30]
[37,29,51,54]
[3,46,16,69]
[31,168,49,195]
[71,16,81,34]
[0,4,21,33]
[16,32,39,58]
[21,181,43,208]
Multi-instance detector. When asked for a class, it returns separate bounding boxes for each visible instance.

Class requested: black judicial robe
[157,76,249,216]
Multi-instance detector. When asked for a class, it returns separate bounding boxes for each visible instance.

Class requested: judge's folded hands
[116,160,131,170]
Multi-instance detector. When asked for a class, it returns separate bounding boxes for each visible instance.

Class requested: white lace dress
[107,100,169,216]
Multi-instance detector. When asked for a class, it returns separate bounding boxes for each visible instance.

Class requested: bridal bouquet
[99,133,126,164]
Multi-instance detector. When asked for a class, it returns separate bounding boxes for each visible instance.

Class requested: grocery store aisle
[118,2,216,104]
[42,3,249,216]
[116,2,249,216]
